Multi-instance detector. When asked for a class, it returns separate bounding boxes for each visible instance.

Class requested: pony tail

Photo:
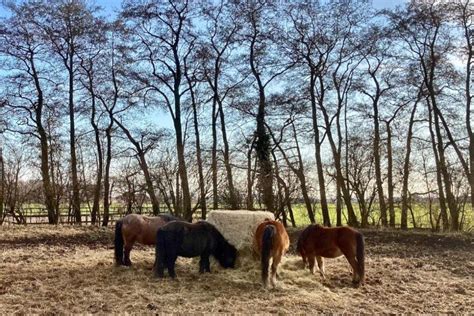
[296,235,307,267]
[114,220,124,265]
[261,224,275,286]
[356,232,365,283]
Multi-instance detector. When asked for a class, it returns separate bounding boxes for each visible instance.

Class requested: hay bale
[207,210,274,251]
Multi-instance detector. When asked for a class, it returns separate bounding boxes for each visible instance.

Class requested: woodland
[0,0,473,232]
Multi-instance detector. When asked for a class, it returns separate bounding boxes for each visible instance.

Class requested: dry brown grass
[0,225,473,314]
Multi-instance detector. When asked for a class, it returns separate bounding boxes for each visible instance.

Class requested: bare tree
[183,55,207,218]
[451,0,474,209]
[200,1,241,210]
[0,102,5,224]
[286,2,331,225]
[38,0,100,223]
[235,1,294,213]
[0,3,59,223]
[122,0,195,220]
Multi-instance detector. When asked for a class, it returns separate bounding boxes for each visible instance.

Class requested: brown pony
[114,213,180,266]
[253,219,290,288]
[297,224,365,286]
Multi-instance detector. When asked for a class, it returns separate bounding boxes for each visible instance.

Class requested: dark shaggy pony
[114,213,181,266]
[297,224,365,286]
[154,221,237,278]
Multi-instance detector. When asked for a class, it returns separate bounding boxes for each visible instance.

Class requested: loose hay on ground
[0,225,473,313]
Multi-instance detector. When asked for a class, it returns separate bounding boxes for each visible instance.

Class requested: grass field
[291,203,474,231]
[0,225,472,313]
[9,201,474,231]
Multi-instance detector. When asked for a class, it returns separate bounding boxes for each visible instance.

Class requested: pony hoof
[154,270,165,278]
[352,280,361,287]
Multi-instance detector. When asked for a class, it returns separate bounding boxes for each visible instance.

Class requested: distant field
[8,202,474,231]
[291,203,474,231]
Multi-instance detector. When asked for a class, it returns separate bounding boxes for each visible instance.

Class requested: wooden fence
[1,206,156,226]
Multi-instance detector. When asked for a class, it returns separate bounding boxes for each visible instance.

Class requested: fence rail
[1,206,156,225]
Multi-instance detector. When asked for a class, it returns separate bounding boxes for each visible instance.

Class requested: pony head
[215,239,238,268]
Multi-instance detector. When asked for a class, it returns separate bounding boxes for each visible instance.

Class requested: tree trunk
[32,67,57,224]
[250,37,273,213]
[299,173,315,224]
[218,100,239,209]
[433,108,459,230]
[173,56,192,220]
[461,4,474,210]
[373,96,388,226]
[271,150,285,224]
[188,77,207,219]
[211,98,219,209]
[102,125,112,227]
[385,122,395,228]
[329,131,358,226]
[88,76,102,225]
[282,174,296,227]
[427,102,449,230]
[68,51,81,224]
[246,138,255,210]
[138,152,160,216]
[336,182,342,226]
[0,146,4,225]
[175,124,192,221]
[401,99,418,230]
[318,76,358,226]
[256,106,273,213]
[271,123,316,223]
[309,73,330,226]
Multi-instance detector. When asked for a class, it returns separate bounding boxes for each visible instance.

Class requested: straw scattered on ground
[0,225,473,314]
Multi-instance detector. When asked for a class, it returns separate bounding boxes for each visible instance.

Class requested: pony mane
[159,213,181,222]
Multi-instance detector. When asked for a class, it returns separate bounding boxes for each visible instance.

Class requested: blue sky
[95,0,405,17]
[1,0,405,18]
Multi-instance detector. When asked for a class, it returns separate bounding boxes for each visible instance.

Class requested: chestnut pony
[297,224,365,286]
[253,219,290,288]
[114,213,180,266]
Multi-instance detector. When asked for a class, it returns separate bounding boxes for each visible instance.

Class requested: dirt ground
[0,225,473,314]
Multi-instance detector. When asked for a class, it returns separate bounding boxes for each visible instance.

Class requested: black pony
[154,221,238,278]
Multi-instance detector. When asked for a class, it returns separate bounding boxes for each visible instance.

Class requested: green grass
[290,203,474,231]
[14,202,474,231]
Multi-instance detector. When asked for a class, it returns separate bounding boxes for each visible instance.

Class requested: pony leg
[155,231,166,278]
[308,256,316,275]
[166,256,177,279]
[165,240,178,279]
[301,254,307,269]
[199,254,211,273]
[316,256,326,279]
[270,254,281,288]
[345,256,360,285]
[124,243,134,266]
[154,252,165,278]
